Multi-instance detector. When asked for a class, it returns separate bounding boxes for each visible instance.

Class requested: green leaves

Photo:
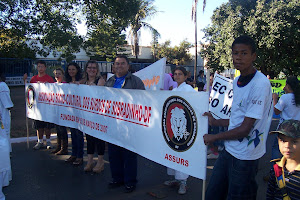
[202,0,300,77]
[155,40,193,65]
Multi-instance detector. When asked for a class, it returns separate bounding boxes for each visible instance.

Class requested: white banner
[209,74,233,119]
[134,58,165,90]
[107,58,166,90]
[25,83,209,180]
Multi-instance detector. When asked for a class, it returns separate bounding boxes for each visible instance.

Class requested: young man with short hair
[23,60,55,150]
[203,35,273,199]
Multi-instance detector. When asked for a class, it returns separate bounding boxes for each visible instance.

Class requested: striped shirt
[266,157,300,200]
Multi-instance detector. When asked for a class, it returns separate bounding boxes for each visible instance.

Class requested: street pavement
[3,120,279,200]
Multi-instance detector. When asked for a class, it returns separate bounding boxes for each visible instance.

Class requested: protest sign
[25,83,209,180]
[269,79,285,97]
[209,74,233,119]
[134,58,165,90]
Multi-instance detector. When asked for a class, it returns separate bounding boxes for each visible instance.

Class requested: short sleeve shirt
[275,93,300,125]
[225,71,273,160]
[30,74,54,83]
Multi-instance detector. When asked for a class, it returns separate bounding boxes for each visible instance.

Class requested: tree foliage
[156,40,193,65]
[128,0,159,62]
[0,0,83,62]
[202,0,300,77]
[82,0,140,61]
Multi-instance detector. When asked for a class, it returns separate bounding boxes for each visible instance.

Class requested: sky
[77,0,229,47]
[133,0,229,46]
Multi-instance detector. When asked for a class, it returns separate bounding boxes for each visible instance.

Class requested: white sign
[25,83,209,180]
[134,58,165,90]
[6,77,31,86]
[209,74,233,119]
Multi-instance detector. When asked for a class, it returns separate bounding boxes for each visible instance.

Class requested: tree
[156,40,193,65]
[0,0,83,62]
[128,0,159,62]
[201,0,300,77]
[82,0,140,61]
[150,29,161,62]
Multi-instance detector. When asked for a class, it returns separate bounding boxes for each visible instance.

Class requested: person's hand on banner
[203,134,217,145]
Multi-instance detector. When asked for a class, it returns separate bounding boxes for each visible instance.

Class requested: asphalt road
[3,120,279,200]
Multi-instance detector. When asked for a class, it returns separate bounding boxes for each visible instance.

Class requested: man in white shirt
[203,36,273,200]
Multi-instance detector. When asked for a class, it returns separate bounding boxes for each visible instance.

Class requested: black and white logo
[26,85,36,109]
[162,96,197,152]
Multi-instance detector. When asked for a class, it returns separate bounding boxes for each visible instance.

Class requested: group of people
[1,35,300,199]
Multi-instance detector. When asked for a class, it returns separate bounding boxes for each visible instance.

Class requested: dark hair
[114,55,129,65]
[232,35,256,53]
[286,76,300,106]
[174,66,188,76]
[65,62,82,83]
[36,60,47,66]
[197,82,205,90]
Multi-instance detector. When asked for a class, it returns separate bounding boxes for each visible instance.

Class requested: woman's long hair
[65,62,82,83]
[286,76,300,106]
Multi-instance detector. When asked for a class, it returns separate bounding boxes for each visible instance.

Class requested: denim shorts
[206,150,258,200]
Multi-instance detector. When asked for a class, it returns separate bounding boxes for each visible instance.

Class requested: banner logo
[26,85,36,109]
[162,96,197,152]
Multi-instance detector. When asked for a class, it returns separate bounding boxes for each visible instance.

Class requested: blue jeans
[108,143,137,187]
[206,150,258,200]
[70,128,84,158]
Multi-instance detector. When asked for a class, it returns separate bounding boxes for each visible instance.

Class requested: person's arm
[203,117,256,145]
[23,73,28,83]
[97,77,105,86]
[203,112,229,127]
[266,169,276,199]
[272,93,281,115]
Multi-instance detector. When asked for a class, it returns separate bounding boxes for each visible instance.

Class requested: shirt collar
[276,157,300,171]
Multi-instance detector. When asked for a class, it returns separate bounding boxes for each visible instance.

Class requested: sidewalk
[3,120,278,200]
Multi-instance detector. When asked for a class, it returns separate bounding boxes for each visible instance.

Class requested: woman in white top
[271,76,300,160]
[164,66,196,195]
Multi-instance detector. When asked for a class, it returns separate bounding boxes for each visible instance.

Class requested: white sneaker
[33,142,44,150]
[178,182,187,195]
[207,153,219,159]
[164,179,179,186]
[46,141,53,149]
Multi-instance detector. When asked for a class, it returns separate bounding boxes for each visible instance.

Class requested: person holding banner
[203,36,273,199]
[51,68,68,155]
[23,60,55,150]
[81,60,106,173]
[0,71,12,200]
[64,62,85,166]
[105,55,145,193]
[271,76,300,161]
[0,72,14,152]
[164,66,196,195]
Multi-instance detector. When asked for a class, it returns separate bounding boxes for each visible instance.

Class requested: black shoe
[108,181,124,189]
[124,185,136,193]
